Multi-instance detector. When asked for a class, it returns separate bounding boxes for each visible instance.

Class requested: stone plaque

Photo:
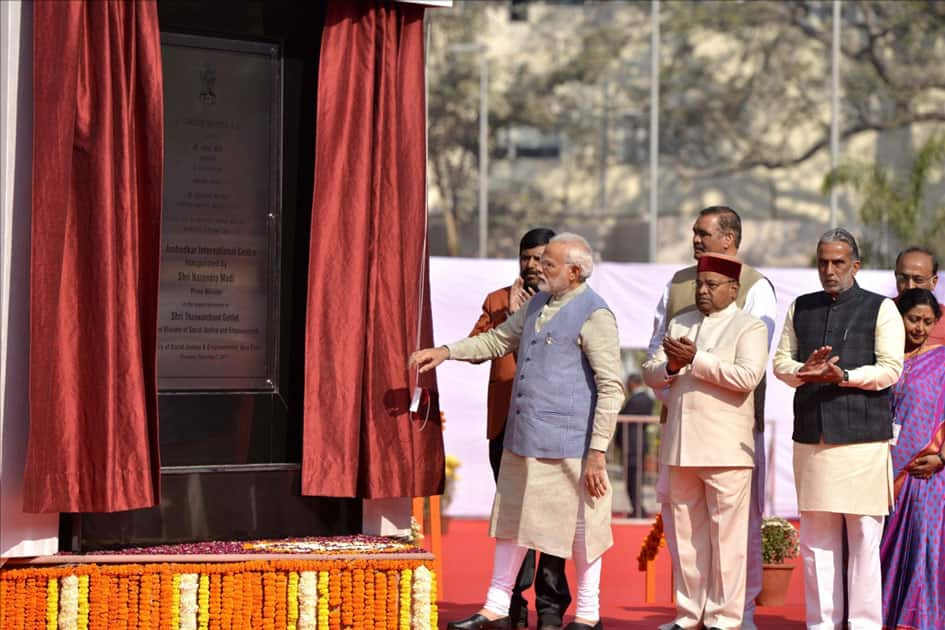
[158,34,281,391]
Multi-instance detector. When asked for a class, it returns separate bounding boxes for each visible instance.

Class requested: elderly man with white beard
[410,233,623,630]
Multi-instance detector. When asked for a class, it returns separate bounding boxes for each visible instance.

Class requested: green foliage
[761,517,799,564]
[822,132,945,267]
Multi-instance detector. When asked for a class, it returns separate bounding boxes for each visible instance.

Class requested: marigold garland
[208,573,223,630]
[316,570,329,630]
[637,514,665,571]
[77,574,90,630]
[429,570,438,629]
[398,568,412,630]
[0,559,436,630]
[411,566,432,630]
[60,574,79,630]
[286,572,299,630]
[340,568,353,627]
[386,570,399,630]
[362,567,374,630]
[373,570,387,630]
[198,573,211,630]
[171,573,182,630]
[297,571,317,630]
[328,568,341,629]
[46,576,58,630]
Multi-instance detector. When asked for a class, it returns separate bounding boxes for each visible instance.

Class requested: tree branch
[678,112,945,179]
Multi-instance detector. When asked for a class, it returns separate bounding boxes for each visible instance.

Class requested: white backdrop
[429,256,945,518]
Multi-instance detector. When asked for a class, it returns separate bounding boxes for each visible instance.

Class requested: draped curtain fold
[303,0,445,498]
[24,0,163,512]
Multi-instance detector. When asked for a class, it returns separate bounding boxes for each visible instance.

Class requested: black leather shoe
[509,608,527,628]
[446,613,512,629]
[563,622,602,630]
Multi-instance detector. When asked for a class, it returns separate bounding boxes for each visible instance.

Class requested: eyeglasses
[894,273,933,285]
[695,280,736,291]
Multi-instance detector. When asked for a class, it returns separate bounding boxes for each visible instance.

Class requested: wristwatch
[841,369,850,383]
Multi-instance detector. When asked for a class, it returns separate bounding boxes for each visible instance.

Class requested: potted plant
[756,516,799,606]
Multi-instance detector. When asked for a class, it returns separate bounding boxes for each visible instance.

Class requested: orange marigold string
[373,569,387,630]
[159,569,175,629]
[208,572,223,630]
[340,567,353,627]
[386,570,399,630]
[328,567,342,630]
[363,567,375,630]
[127,575,139,630]
[273,571,288,630]
[261,571,276,630]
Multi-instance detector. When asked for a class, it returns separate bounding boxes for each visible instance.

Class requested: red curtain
[24,0,163,512]
[303,0,445,498]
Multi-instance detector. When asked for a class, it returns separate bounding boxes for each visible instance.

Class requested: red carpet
[435,519,806,629]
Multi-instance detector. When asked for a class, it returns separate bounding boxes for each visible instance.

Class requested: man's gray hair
[818,227,861,261]
[550,232,594,280]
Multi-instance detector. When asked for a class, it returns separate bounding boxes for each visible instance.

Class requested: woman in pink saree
[880,288,945,630]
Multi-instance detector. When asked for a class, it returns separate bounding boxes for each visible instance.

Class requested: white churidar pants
[800,510,883,630]
[484,501,602,621]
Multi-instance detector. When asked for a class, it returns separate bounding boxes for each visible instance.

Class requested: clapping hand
[663,336,696,374]
[508,277,537,314]
[797,345,844,383]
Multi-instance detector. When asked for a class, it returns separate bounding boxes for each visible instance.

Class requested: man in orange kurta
[468,228,571,630]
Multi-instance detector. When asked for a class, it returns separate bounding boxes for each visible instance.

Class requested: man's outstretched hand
[408,347,450,373]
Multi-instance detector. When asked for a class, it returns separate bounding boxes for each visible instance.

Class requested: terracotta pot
[756,563,794,607]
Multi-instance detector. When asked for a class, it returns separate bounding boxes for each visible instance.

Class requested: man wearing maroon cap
[643,253,769,630]
[647,206,775,630]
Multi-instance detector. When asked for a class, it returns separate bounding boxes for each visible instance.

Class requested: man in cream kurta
[774,229,903,630]
[643,254,768,630]
[410,233,623,630]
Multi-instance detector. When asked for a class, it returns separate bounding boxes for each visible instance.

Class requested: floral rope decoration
[398,568,412,630]
[198,573,211,630]
[297,571,316,630]
[208,573,222,630]
[60,574,79,630]
[351,568,365,629]
[0,559,435,630]
[429,570,438,630]
[180,573,199,630]
[77,574,90,630]
[363,567,375,630]
[262,571,277,630]
[171,573,182,630]
[328,568,341,629]
[46,576,58,630]
[637,513,665,571]
[340,567,353,627]
[386,570,400,630]
[373,568,387,630]
[286,572,299,630]
[411,566,432,630]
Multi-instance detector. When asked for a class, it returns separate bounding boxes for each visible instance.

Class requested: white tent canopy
[430,256,940,518]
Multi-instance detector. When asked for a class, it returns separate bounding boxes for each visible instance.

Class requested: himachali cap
[697,253,742,280]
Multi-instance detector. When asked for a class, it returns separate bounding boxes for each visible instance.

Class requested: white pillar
[0,0,59,560]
